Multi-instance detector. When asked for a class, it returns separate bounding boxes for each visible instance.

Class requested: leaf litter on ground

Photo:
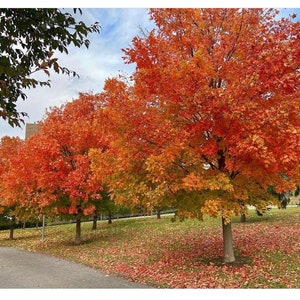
[0,208,299,288]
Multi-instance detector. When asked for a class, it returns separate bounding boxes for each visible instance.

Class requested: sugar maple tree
[0,136,24,238]
[25,93,109,244]
[92,8,300,263]
[2,134,62,219]
[89,77,176,215]
[0,137,24,192]
[10,94,106,244]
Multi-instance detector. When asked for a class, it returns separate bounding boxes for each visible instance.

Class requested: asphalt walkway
[0,246,150,288]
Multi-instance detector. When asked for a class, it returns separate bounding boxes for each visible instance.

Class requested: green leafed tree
[0,8,100,127]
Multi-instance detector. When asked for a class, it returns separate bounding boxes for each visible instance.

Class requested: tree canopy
[0,8,100,127]
[0,8,299,262]
[91,8,300,262]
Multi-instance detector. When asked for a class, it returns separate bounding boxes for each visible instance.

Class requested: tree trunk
[92,211,97,230]
[75,215,81,245]
[156,210,161,219]
[240,213,246,222]
[41,214,46,242]
[108,211,112,224]
[222,217,235,263]
[9,222,14,240]
[239,202,246,222]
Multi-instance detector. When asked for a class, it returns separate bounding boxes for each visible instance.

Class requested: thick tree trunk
[92,211,97,230]
[75,216,81,245]
[222,217,235,263]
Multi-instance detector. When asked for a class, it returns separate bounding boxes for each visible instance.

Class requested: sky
[0,1,300,140]
[0,7,155,139]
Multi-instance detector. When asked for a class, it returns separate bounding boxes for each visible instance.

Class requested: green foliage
[94,190,132,221]
[295,186,300,197]
[0,8,100,127]
[0,214,11,230]
[0,214,42,230]
[267,185,291,209]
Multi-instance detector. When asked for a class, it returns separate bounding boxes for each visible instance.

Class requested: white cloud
[1,7,300,138]
[0,8,154,139]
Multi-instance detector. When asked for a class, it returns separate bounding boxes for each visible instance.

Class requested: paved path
[0,247,150,288]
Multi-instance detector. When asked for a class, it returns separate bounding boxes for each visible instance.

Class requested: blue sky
[0,8,155,138]
[0,5,299,139]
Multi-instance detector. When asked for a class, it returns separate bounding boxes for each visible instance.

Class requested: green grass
[0,207,299,288]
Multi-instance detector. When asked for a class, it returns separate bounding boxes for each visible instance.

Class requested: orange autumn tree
[90,77,179,216]
[95,8,300,263]
[2,133,62,226]
[34,93,108,244]
[0,136,24,238]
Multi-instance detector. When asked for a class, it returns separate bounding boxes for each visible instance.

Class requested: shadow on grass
[201,254,253,267]
[63,239,96,246]
[61,233,111,247]
[2,233,40,242]
[232,207,300,225]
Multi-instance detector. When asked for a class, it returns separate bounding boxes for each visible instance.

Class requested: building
[25,123,39,140]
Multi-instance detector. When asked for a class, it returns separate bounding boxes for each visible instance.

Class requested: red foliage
[120,8,300,215]
[93,214,300,288]
[33,93,109,215]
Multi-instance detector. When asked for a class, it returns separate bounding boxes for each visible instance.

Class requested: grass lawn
[0,207,299,288]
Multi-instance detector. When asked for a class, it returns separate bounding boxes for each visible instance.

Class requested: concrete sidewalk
[0,247,151,288]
